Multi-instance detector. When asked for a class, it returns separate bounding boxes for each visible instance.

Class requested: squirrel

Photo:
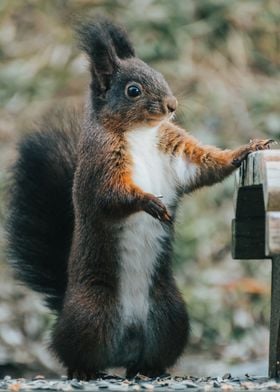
[6,18,273,380]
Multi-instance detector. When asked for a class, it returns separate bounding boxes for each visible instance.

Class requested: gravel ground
[1,374,280,391]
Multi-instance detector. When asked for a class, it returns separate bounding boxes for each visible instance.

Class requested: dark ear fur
[77,20,119,94]
[105,21,135,59]
[77,18,135,95]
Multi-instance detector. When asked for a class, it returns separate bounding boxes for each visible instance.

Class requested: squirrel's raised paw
[248,138,275,151]
[142,194,173,224]
[232,139,276,167]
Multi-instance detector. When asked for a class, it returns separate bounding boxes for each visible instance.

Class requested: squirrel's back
[6,110,81,311]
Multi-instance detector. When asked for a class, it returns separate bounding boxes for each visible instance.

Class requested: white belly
[118,126,177,325]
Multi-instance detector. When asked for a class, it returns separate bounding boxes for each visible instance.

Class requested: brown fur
[159,121,273,190]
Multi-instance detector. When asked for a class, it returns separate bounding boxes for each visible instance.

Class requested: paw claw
[143,194,173,224]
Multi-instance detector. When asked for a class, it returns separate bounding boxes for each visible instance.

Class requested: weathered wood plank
[234,150,280,212]
[233,150,280,259]
[265,162,280,211]
[269,256,280,378]
[234,185,264,219]
[266,212,280,256]
[232,218,266,259]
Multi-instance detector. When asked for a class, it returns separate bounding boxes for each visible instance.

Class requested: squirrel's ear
[77,21,119,94]
[106,22,135,59]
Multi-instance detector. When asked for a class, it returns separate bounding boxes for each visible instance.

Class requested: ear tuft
[76,19,119,93]
[105,21,135,59]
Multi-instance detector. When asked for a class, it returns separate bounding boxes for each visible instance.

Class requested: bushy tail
[6,111,81,312]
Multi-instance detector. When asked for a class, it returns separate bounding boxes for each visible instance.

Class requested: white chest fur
[118,125,178,325]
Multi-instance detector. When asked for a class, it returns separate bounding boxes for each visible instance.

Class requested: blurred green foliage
[0,0,279,372]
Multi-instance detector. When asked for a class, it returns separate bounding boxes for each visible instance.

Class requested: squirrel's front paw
[248,138,275,151]
[142,194,172,224]
[232,139,275,167]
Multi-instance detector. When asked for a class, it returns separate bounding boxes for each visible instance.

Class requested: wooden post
[269,256,280,378]
[232,150,280,378]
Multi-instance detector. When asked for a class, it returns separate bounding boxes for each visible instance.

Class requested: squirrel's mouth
[145,117,165,126]
[146,112,174,123]
[147,116,164,121]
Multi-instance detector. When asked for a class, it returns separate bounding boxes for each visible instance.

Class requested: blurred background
[0,0,279,379]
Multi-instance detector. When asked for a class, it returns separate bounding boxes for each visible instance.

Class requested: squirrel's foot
[126,367,167,379]
[67,368,98,381]
[141,193,173,224]
[232,138,275,167]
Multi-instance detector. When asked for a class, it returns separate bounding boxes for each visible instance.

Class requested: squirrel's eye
[126,85,142,99]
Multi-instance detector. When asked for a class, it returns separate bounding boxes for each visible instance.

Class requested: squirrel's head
[77,19,177,130]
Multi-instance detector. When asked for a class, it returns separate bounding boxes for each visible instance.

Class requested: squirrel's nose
[165,97,177,113]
